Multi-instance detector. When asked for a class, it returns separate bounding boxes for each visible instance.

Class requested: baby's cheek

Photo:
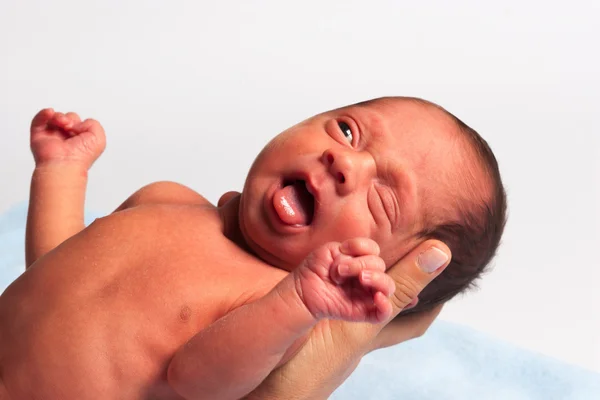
[327,210,373,240]
[378,235,422,270]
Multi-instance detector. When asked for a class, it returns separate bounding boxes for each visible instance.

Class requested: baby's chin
[237,213,302,271]
[247,238,300,271]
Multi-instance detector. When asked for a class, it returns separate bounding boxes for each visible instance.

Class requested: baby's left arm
[167,238,395,400]
[168,272,316,400]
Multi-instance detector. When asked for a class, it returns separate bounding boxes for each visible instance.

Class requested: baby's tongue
[273,182,312,226]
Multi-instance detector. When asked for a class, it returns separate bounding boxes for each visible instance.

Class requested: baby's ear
[217,191,241,207]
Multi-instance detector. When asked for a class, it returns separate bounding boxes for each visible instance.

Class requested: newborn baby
[0,97,505,400]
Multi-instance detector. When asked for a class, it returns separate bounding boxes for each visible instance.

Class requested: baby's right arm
[167,238,396,400]
[26,109,105,267]
[245,241,451,400]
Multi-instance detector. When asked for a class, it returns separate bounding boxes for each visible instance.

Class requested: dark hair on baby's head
[398,98,508,315]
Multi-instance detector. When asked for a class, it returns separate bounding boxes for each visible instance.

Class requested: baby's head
[239,97,506,314]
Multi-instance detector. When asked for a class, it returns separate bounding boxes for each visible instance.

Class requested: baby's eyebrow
[356,107,387,139]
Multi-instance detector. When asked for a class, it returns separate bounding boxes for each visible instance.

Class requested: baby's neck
[217,192,293,272]
[218,193,254,255]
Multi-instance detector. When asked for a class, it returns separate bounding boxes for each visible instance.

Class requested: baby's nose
[322,148,375,196]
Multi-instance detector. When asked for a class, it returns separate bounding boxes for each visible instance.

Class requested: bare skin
[0,102,456,399]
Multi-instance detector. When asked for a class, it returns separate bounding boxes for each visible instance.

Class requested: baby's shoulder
[115,181,212,211]
[85,203,284,307]
[87,200,218,248]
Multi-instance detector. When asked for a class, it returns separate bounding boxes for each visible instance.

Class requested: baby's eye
[337,121,353,145]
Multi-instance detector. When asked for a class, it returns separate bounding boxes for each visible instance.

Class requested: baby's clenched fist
[293,238,396,323]
[30,108,106,169]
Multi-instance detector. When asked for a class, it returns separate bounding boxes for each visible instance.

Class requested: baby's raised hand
[294,238,396,324]
[30,108,106,169]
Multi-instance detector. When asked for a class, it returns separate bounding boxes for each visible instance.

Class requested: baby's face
[239,98,462,271]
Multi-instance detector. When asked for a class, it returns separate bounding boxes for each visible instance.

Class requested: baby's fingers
[65,112,81,125]
[373,291,393,322]
[331,255,386,284]
[48,112,71,128]
[361,271,395,323]
[72,118,104,135]
[359,270,395,297]
[51,112,81,129]
[30,108,54,133]
[339,238,380,257]
[45,112,79,138]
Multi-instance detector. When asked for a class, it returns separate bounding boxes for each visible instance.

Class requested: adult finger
[369,303,445,351]
[386,240,451,318]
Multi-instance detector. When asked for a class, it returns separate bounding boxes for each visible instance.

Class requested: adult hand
[245,239,451,400]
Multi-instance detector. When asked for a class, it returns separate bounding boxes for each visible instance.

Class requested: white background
[1,0,598,372]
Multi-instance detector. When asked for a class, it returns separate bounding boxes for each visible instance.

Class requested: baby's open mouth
[272,180,315,226]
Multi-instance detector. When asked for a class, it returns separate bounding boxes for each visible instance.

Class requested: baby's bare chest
[0,206,284,399]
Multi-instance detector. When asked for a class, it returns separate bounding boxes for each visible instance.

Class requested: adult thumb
[386,240,452,318]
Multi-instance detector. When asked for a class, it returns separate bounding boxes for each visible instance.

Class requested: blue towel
[2,203,599,399]
[333,323,600,400]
